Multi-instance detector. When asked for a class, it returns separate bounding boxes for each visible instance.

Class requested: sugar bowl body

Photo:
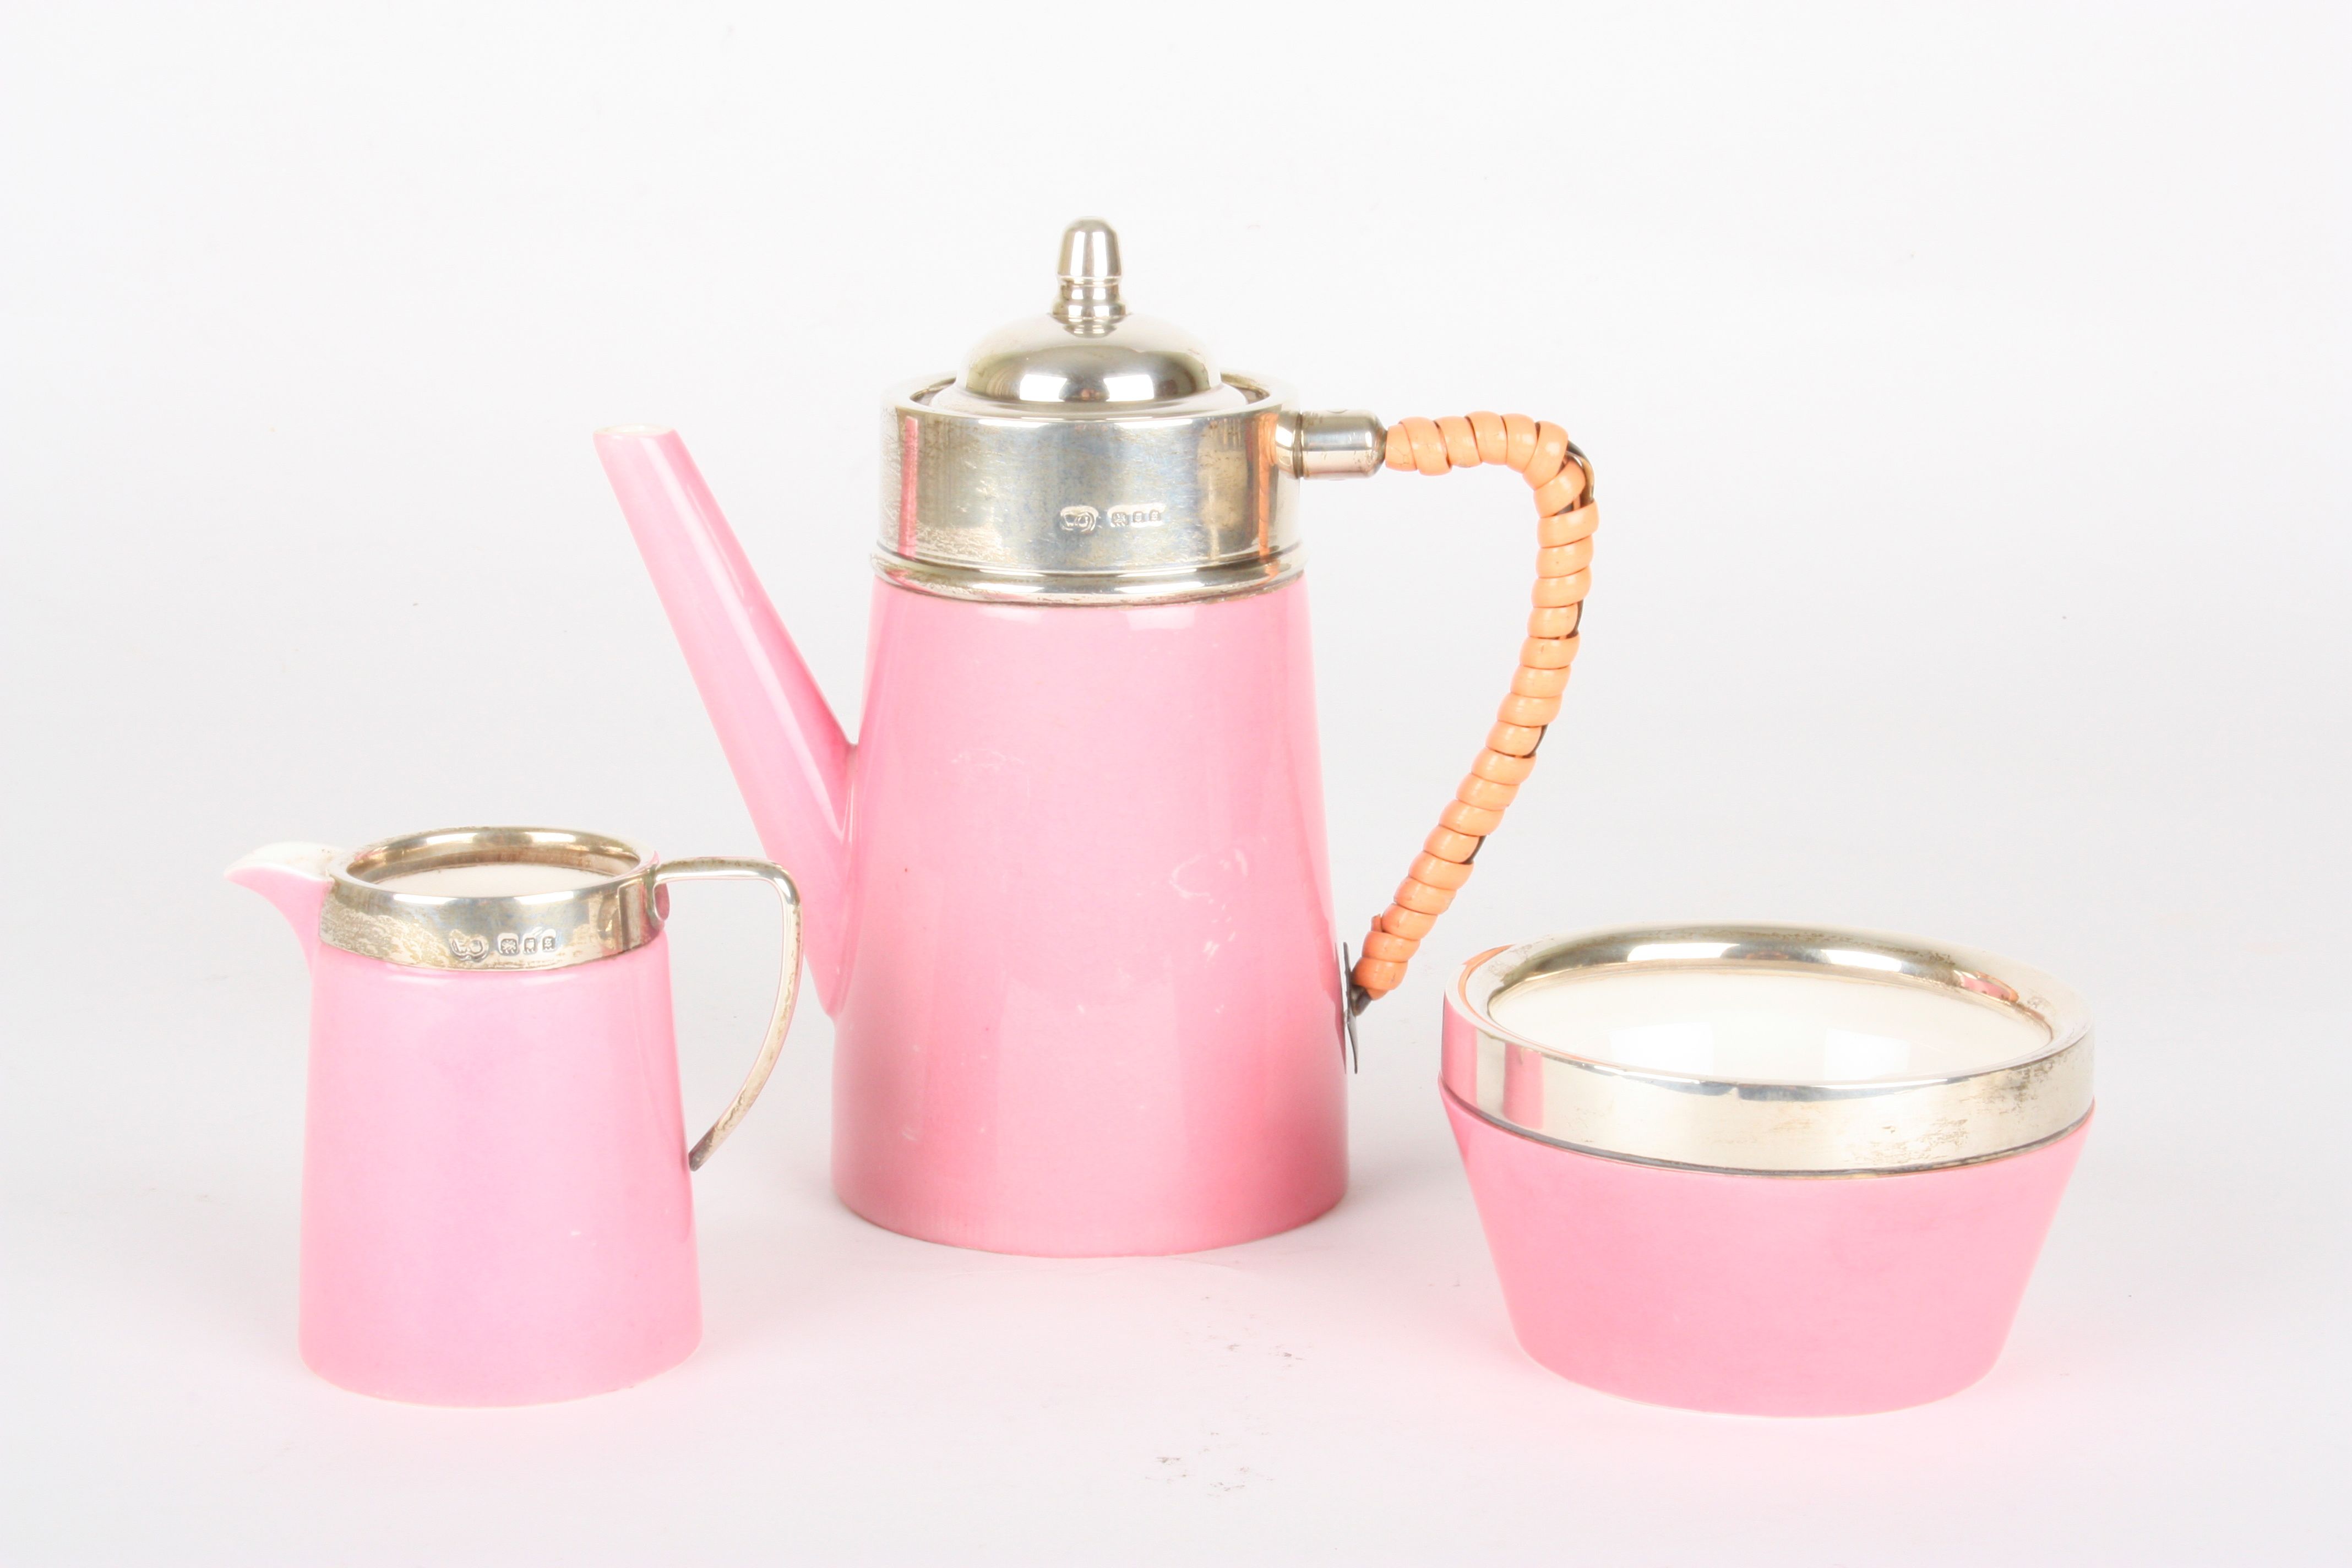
[1444,924,2093,1415]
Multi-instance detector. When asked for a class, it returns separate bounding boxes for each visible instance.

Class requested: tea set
[231,220,2093,1417]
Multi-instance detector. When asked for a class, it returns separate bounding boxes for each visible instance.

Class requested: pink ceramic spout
[595,426,855,1010]
[225,842,339,967]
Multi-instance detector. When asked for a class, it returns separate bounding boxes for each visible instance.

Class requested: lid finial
[948,217,1228,405]
[1053,217,1126,331]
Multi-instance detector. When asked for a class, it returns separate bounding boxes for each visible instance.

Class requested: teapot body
[831,578,1347,1254]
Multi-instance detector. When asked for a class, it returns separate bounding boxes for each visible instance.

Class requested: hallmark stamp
[448,929,561,961]
[1058,502,1166,533]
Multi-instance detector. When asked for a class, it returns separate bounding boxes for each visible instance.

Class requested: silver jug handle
[651,857,804,1172]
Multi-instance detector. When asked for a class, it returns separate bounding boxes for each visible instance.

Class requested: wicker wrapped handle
[1349,413,1596,1009]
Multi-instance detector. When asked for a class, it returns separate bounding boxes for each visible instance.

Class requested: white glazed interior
[1487,965,2051,1086]
[376,862,615,896]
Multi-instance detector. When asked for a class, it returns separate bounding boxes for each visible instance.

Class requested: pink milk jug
[598,219,1600,1257]
[229,827,802,1404]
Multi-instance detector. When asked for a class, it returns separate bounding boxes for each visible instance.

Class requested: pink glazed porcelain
[829,579,1346,1254]
[230,829,801,1406]
[1442,927,2094,1415]
[598,430,1348,1258]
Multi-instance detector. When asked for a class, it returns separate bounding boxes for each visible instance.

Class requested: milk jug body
[228,829,802,1401]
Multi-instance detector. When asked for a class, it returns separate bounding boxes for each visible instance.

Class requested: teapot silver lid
[937,220,1244,414]
[880,219,1384,606]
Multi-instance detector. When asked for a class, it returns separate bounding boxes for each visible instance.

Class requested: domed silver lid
[934,219,1245,415]
[879,219,1384,605]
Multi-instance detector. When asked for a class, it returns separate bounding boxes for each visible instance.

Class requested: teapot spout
[226,842,339,967]
[595,426,855,1011]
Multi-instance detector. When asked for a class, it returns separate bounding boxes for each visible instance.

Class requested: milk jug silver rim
[314,826,666,972]
[1445,923,2095,1177]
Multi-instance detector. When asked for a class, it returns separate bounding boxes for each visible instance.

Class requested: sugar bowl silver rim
[1444,923,2095,1177]
[319,826,664,971]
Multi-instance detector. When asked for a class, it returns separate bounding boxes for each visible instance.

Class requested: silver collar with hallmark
[1446,924,2095,1176]
[317,827,663,971]
[876,219,1384,606]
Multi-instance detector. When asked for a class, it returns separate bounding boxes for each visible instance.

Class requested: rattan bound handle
[1349,413,1596,1009]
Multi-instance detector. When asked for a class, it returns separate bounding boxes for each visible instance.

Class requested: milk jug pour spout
[597,219,1597,1257]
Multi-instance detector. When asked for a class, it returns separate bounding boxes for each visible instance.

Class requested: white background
[2,3,2344,1562]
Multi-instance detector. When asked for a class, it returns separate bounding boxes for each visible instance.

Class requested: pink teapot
[597,220,1598,1257]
